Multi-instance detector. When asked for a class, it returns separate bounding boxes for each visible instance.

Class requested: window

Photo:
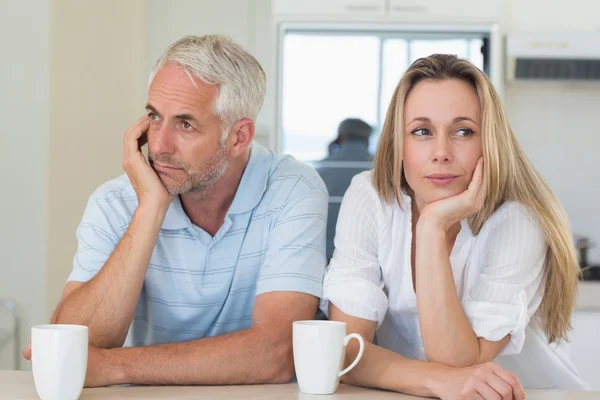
[280,29,489,160]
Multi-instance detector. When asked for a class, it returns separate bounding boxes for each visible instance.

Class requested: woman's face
[402,78,483,211]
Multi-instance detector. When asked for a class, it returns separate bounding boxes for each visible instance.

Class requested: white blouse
[321,171,588,390]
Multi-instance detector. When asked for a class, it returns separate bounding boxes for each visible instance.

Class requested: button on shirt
[68,142,328,346]
[321,171,588,390]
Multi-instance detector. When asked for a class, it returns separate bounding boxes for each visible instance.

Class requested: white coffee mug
[293,320,365,395]
[31,324,88,400]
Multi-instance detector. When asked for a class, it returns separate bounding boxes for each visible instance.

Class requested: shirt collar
[227,142,273,215]
[162,193,192,230]
[161,142,273,230]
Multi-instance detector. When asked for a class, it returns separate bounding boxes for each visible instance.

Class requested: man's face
[146,63,229,196]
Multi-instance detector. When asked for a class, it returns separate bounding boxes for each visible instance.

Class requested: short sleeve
[67,194,121,283]
[256,186,329,298]
[320,173,389,327]
[462,202,547,356]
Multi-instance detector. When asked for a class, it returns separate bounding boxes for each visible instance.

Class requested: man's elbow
[264,341,295,383]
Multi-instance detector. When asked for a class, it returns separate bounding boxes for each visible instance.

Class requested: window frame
[274,22,502,154]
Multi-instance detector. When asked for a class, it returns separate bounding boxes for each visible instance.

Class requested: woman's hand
[419,157,485,231]
[434,362,526,400]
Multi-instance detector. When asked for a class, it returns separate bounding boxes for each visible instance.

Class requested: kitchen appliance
[506,33,600,82]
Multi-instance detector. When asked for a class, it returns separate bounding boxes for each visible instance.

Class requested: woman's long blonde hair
[373,54,579,343]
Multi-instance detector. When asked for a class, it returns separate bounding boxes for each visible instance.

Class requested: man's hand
[22,342,31,361]
[123,115,172,210]
[434,362,526,400]
[23,342,122,388]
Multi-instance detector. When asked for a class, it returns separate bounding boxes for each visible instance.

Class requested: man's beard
[149,141,229,196]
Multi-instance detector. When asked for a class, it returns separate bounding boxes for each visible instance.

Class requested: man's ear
[228,118,255,156]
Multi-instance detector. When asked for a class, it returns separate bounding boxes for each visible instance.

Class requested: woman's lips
[426,174,459,186]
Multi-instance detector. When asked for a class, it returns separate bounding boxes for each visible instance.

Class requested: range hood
[506,33,600,82]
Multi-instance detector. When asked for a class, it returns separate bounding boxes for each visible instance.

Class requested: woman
[321,54,587,399]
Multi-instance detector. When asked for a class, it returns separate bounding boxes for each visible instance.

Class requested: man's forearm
[54,205,167,348]
[415,223,480,367]
[103,327,294,386]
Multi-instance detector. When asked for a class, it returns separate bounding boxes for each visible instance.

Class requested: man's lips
[152,162,181,172]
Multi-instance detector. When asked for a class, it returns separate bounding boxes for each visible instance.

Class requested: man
[325,118,373,163]
[24,35,328,386]
[316,118,373,261]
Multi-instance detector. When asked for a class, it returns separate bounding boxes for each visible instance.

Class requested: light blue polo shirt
[67,142,328,346]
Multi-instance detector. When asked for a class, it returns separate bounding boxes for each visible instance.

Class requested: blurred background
[1,0,599,387]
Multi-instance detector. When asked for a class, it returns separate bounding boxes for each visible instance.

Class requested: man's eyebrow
[145,103,160,115]
[145,104,200,124]
[174,113,199,123]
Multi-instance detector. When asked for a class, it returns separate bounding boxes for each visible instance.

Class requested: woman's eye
[456,128,475,137]
[412,128,430,136]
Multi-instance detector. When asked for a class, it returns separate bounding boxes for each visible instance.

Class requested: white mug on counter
[31,324,88,400]
[293,320,365,395]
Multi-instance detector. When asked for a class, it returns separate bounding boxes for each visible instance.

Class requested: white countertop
[1,371,599,399]
[576,281,600,311]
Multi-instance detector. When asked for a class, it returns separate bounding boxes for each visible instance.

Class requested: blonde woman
[321,54,587,399]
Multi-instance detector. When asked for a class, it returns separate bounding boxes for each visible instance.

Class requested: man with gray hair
[24,35,328,386]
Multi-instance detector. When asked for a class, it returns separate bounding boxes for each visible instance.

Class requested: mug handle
[338,333,365,377]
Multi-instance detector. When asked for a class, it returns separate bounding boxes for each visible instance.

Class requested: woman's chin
[424,189,464,204]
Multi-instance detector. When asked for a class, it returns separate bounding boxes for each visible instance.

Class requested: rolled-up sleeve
[462,202,547,356]
[256,185,329,298]
[67,195,120,283]
[320,174,388,327]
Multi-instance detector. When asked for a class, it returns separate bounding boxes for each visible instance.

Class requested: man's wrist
[103,347,130,385]
[133,201,170,229]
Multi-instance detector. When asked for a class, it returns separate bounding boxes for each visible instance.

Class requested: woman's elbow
[425,349,480,368]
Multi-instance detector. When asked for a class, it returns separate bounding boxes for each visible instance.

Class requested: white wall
[0,0,50,370]
[46,0,146,320]
[145,0,274,146]
[0,0,146,370]
[505,84,600,263]
[502,0,600,263]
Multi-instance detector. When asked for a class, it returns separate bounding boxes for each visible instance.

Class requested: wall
[145,0,274,146]
[0,0,50,370]
[502,0,600,263]
[46,0,146,318]
[505,84,600,263]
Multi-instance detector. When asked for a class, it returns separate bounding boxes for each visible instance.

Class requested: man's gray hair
[150,35,266,132]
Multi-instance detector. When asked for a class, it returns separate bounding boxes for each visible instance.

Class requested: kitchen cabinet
[507,0,600,32]
[389,0,501,22]
[273,0,385,16]
[273,0,500,21]
[570,310,600,390]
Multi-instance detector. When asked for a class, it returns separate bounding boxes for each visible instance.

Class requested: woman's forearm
[415,220,480,367]
[342,338,446,397]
